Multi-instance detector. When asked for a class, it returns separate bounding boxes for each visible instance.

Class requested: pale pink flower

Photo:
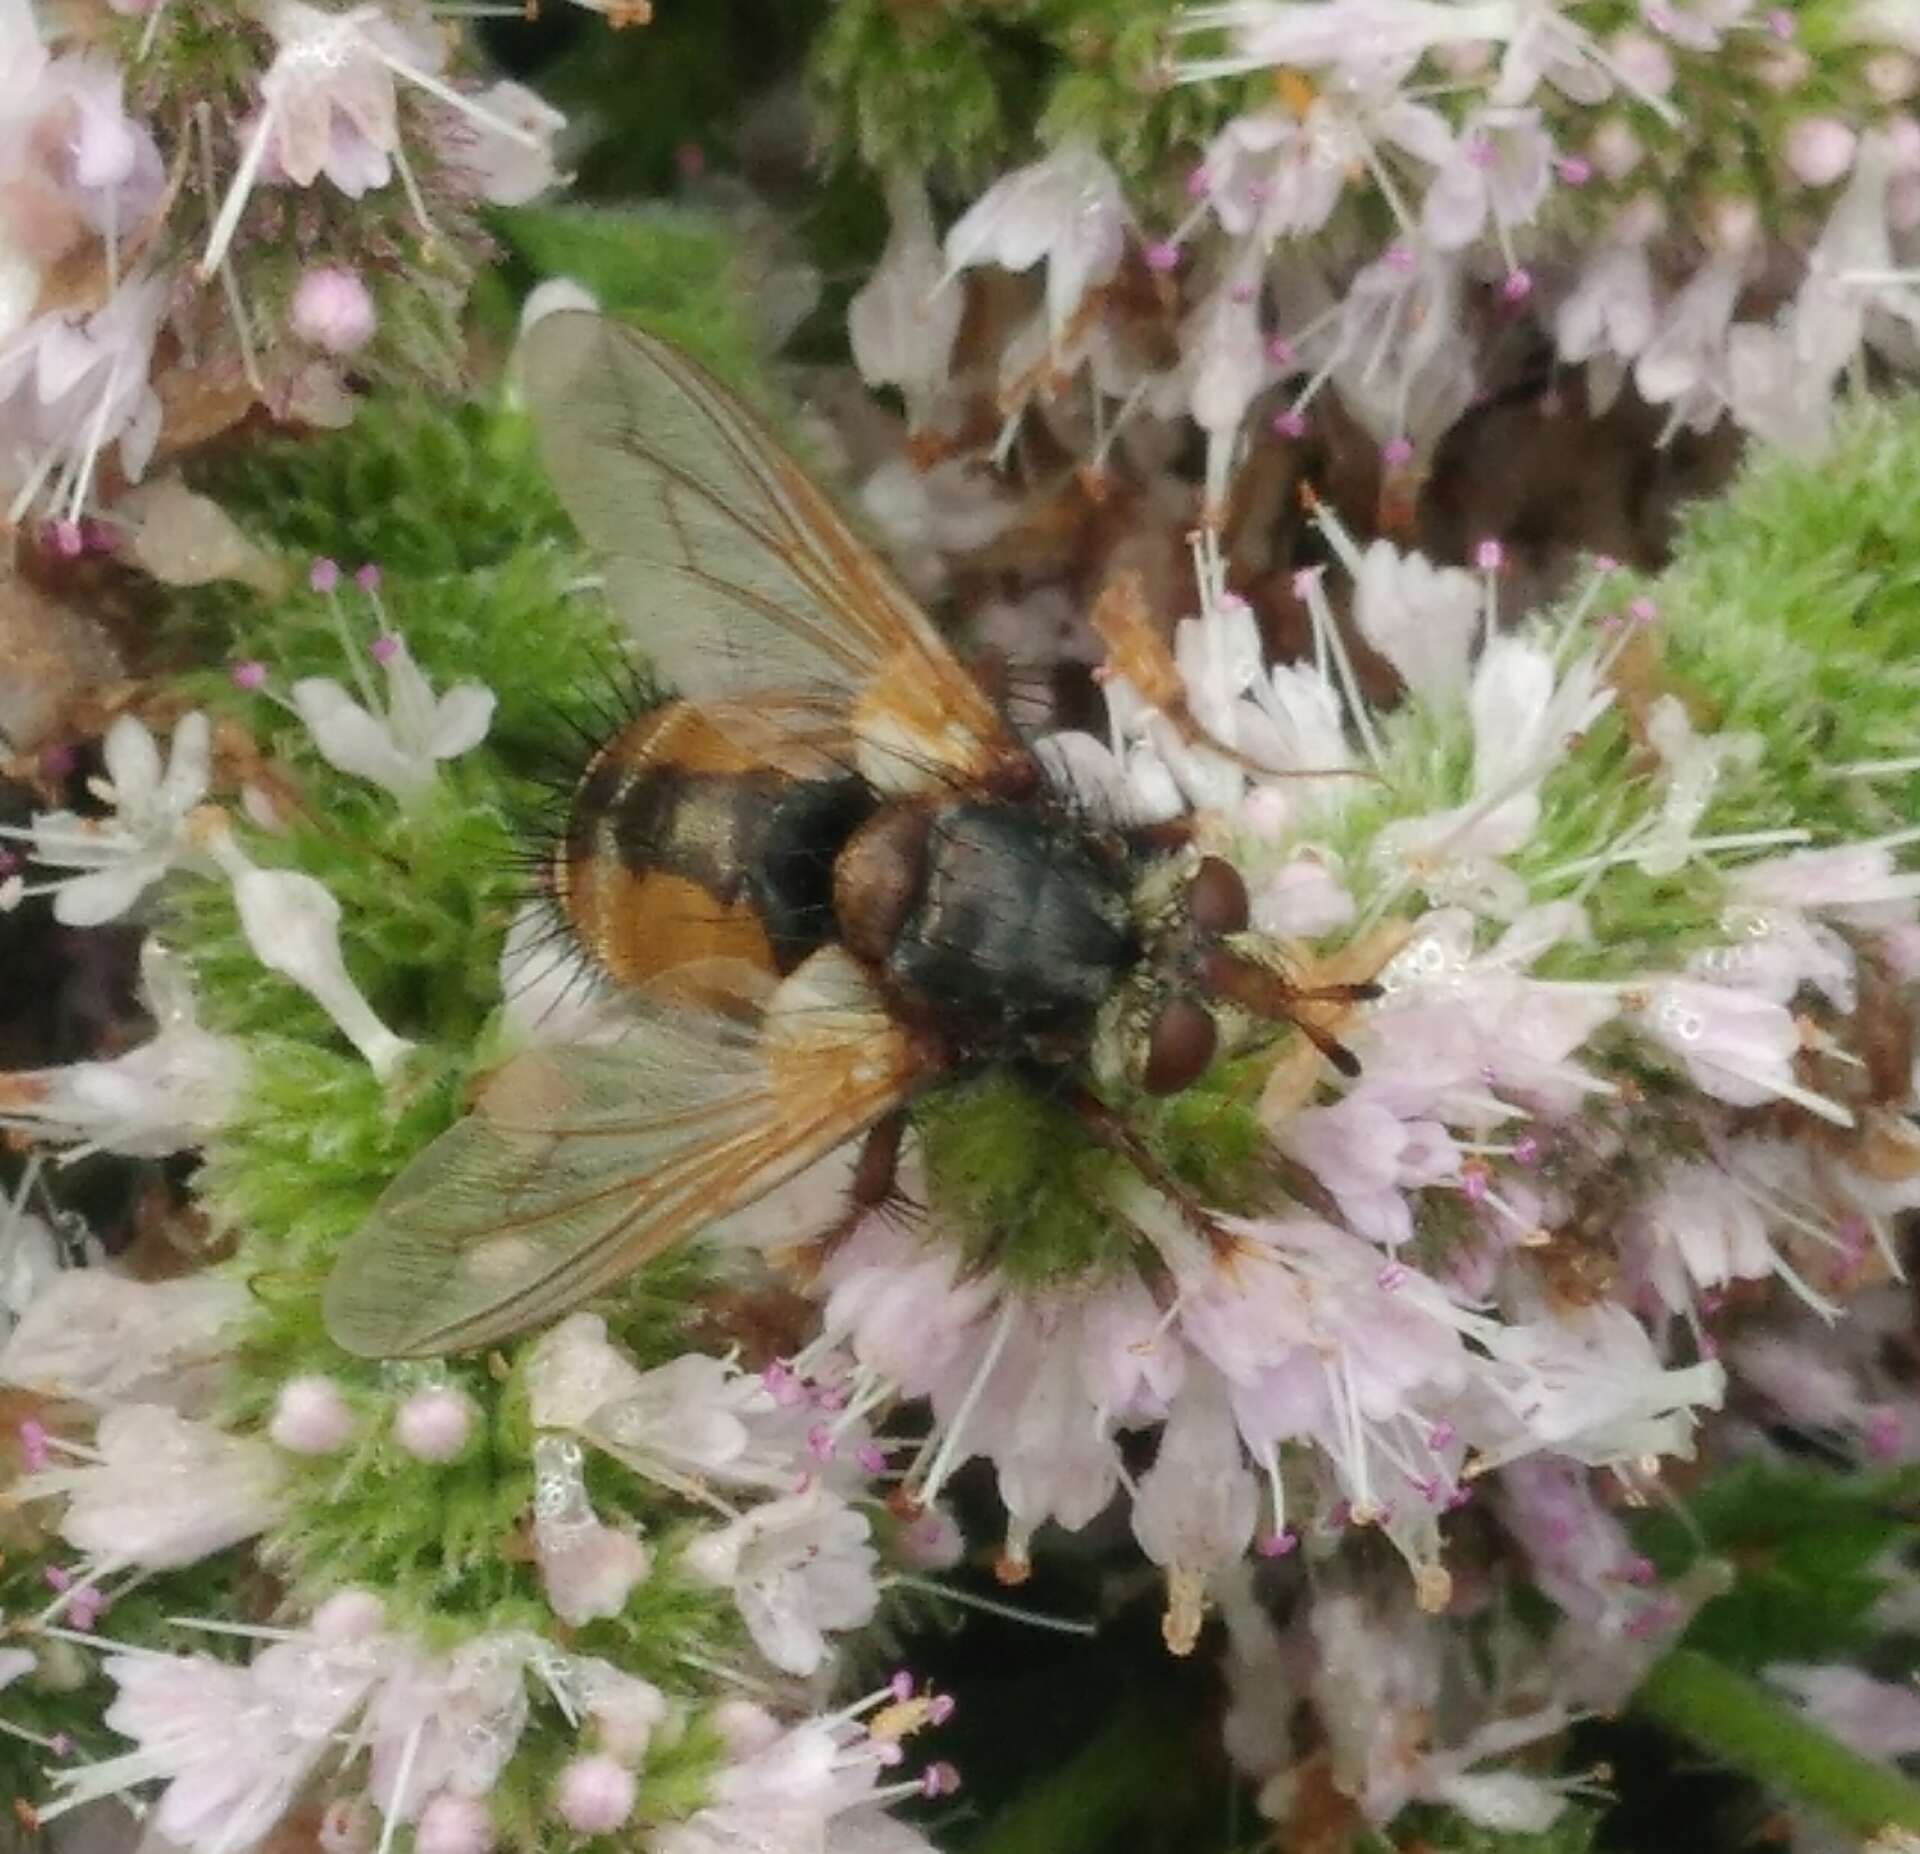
[203,823,414,1082]
[1251,853,1356,936]
[656,1712,935,1854]
[0,939,244,1157]
[850,173,962,426]
[682,1487,880,1676]
[1635,255,1744,416]
[290,266,378,354]
[942,141,1126,348]
[0,271,165,523]
[1350,539,1480,701]
[364,1635,535,1820]
[450,80,566,206]
[1768,1664,1920,1760]
[1422,108,1554,251]
[1279,1094,1460,1249]
[201,1,545,273]
[1472,1303,1725,1472]
[292,634,495,805]
[1177,0,1516,85]
[1495,1457,1662,1633]
[20,1404,285,1571]
[1728,841,1920,925]
[1629,977,1806,1111]
[1131,1364,1259,1585]
[527,1312,818,1496]
[44,1633,387,1850]
[0,1268,248,1408]
[530,1434,650,1626]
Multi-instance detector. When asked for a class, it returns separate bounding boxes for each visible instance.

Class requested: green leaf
[1633,1460,1920,1670]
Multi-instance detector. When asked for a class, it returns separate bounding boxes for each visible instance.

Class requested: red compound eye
[1142,996,1219,1095]
[1189,856,1250,935]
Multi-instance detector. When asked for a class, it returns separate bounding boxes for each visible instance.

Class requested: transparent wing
[520,311,1019,790]
[323,952,927,1359]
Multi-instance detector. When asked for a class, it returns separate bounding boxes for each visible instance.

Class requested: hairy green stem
[1636,1648,1920,1839]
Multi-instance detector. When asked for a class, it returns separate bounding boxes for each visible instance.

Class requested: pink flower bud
[1755,44,1811,91]
[310,557,341,593]
[311,1589,387,1642]
[1474,537,1506,571]
[1271,407,1307,439]
[368,634,401,664]
[1143,240,1181,273]
[354,563,382,592]
[393,1385,477,1463]
[1591,119,1644,182]
[1502,267,1534,303]
[1867,52,1919,103]
[1555,154,1593,186]
[270,1375,356,1455]
[1708,195,1761,255]
[554,1755,637,1833]
[1784,116,1858,188]
[416,1794,493,1854]
[1608,30,1675,95]
[1382,436,1415,468]
[290,266,378,355]
[1185,165,1213,200]
[229,659,269,691]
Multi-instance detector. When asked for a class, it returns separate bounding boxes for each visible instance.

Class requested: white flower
[1850,0,1920,54]
[1131,1366,1259,1651]
[1768,1664,1920,1761]
[1182,256,1270,515]
[1556,239,1657,376]
[1640,1160,1779,1296]
[531,1435,650,1627]
[1422,108,1554,252]
[526,1313,811,1496]
[0,1269,249,1407]
[0,1206,59,1329]
[20,1403,285,1571]
[1295,239,1477,455]
[453,79,566,207]
[0,272,167,525]
[942,141,1127,349]
[1373,636,1611,886]
[1351,539,1480,701]
[1177,0,1513,85]
[43,1633,387,1850]
[857,455,1014,600]
[364,1634,534,1819]
[1635,255,1744,414]
[1,712,210,925]
[1473,1303,1725,1472]
[204,823,414,1081]
[1629,977,1809,1112]
[0,941,245,1157]
[850,172,962,425]
[201,1,546,274]
[1643,0,1751,50]
[684,1487,880,1676]
[1634,695,1760,876]
[1728,842,1920,925]
[292,634,495,805]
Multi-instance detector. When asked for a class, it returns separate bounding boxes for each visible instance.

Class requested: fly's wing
[520,310,1023,794]
[322,950,928,1359]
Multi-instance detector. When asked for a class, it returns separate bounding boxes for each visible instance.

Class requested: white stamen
[915,1299,1017,1508]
